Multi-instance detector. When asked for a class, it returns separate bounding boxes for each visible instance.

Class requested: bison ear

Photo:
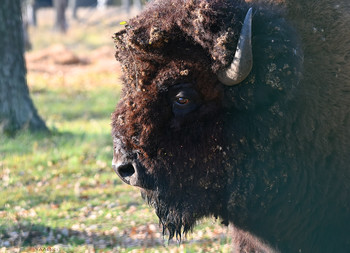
[218,8,253,86]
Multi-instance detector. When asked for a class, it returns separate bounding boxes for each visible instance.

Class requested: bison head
[112,0,302,243]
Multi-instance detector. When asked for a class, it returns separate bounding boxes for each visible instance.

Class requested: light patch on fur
[230,225,279,253]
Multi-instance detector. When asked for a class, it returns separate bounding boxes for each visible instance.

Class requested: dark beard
[141,188,209,241]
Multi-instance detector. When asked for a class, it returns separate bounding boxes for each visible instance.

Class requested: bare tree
[25,0,38,26]
[97,0,109,10]
[53,0,68,33]
[22,0,35,51]
[0,0,47,134]
[69,0,78,19]
[122,0,130,14]
[122,0,143,14]
[134,0,142,11]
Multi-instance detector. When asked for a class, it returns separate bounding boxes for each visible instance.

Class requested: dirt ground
[26,44,120,82]
[25,6,139,89]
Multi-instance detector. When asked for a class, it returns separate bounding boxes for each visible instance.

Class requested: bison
[111,0,350,252]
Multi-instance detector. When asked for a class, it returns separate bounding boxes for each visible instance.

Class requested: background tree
[134,0,142,11]
[0,0,47,135]
[24,0,38,26]
[97,0,109,10]
[69,0,78,20]
[121,0,130,14]
[22,0,35,51]
[53,0,68,33]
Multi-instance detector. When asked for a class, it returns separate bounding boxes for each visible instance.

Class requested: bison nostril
[113,161,141,187]
[118,163,135,178]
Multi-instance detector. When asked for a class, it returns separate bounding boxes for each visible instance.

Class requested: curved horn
[218,7,253,86]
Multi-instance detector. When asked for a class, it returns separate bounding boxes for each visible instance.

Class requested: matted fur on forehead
[114,0,250,78]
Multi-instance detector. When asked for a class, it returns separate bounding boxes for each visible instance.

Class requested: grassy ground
[0,7,231,253]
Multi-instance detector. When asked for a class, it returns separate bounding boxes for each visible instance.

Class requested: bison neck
[222,105,350,252]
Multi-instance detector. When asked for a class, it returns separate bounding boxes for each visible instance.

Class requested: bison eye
[175,97,190,105]
[169,84,202,116]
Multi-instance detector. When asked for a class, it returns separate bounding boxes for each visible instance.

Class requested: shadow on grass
[0,222,164,250]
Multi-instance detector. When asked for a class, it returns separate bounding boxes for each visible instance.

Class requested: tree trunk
[69,0,78,20]
[53,0,68,33]
[0,0,47,135]
[26,0,38,27]
[133,0,142,11]
[122,0,130,14]
[22,19,32,51]
[22,0,34,51]
[97,0,109,10]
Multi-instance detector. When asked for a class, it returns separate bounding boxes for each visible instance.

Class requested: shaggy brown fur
[112,0,350,252]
